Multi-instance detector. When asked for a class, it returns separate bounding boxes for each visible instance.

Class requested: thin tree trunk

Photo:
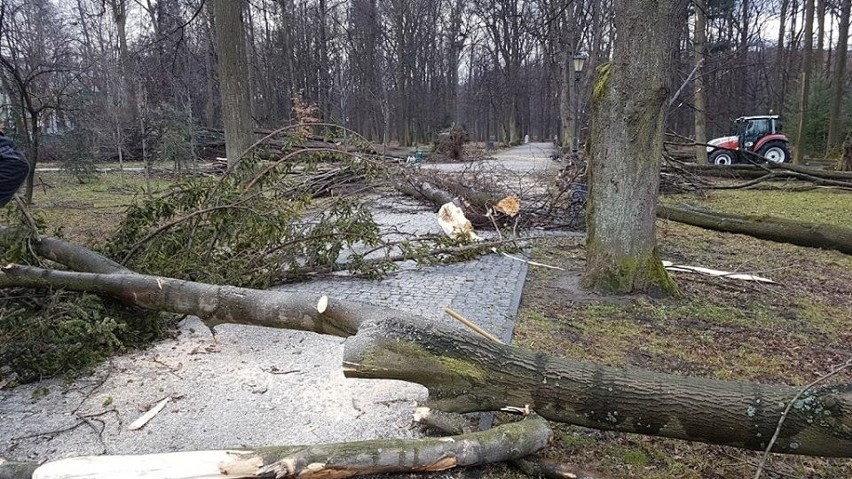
[793,0,815,164]
[816,0,826,72]
[7,417,551,479]
[693,0,708,164]
[775,0,789,112]
[108,0,138,124]
[826,0,850,151]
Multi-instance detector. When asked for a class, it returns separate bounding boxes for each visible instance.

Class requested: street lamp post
[572,52,588,162]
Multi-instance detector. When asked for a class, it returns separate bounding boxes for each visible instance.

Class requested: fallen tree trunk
[658,205,852,255]
[344,316,852,457]
[8,416,550,479]
[672,163,852,182]
[396,174,496,226]
[415,408,606,479]
[3,248,852,457]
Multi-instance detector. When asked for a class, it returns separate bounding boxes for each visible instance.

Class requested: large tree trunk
[213,0,255,169]
[2,242,851,458]
[583,0,685,295]
[345,317,852,457]
[693,0,708,164]
[12,417,551,479]
[658,205,852,255]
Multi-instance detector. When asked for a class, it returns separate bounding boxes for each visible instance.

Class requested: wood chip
[128,397,171,431]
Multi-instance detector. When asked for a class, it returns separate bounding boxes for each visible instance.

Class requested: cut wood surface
[658,205,852,255]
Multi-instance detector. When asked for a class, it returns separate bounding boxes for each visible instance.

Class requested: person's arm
[0,133,29,207]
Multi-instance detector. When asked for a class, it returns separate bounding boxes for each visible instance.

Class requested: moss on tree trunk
[583,0,687,296]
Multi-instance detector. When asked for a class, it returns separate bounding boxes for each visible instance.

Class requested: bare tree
[0,0,79,203]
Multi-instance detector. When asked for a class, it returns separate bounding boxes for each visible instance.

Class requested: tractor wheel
[709,150,735,165]
[758,141,790,164]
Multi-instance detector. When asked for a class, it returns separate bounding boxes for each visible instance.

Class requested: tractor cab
[706,115,790,165]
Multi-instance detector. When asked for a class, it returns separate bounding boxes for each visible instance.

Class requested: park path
[0,143,559,467]
[429,141,559,174]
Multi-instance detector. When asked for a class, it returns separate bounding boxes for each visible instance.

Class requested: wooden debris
[127,396,171,431]
[661,261,776,283]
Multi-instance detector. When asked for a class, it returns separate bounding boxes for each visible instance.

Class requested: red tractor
[705,115,791,165]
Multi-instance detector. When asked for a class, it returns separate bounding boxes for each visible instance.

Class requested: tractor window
[745,119,771,137]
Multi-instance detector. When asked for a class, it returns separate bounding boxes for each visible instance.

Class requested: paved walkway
[0,142,558,466]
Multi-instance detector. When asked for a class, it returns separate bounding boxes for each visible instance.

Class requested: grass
[509,188,852,478]
[665,188,852,227]
[1,171,176,384]
[27,171,172,245]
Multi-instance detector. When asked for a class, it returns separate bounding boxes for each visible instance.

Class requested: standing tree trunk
[815,0,826,72]
[841,132,852,171]
[203,0,217,128]
[107,0,139,125]
[826,0,850,152]
[793,0,815,165]
[583,0,684,295]
[775,0,789,113]
[693,0,708,164]
[213,0,254,169]
[559,49,573,148]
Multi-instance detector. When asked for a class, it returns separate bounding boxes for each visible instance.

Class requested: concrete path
[0,143,557,467]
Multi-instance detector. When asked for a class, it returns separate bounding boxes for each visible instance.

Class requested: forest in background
[0,0,850,169]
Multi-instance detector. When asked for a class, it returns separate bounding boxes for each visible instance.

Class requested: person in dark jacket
[0,129,29,207]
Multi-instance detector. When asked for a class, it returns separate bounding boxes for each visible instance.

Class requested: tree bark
[415,408,606,479]
[840,132,852,172]
[213,0,254,169]
[658,205,852,255]
[106,0,138,124]
[793,0,815,165]
[344,317,852,457]
[583,0,685,295]
[7,417,550,479]
[775,0,789,113]
[826,0,850,152]
[693,0,708,164]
